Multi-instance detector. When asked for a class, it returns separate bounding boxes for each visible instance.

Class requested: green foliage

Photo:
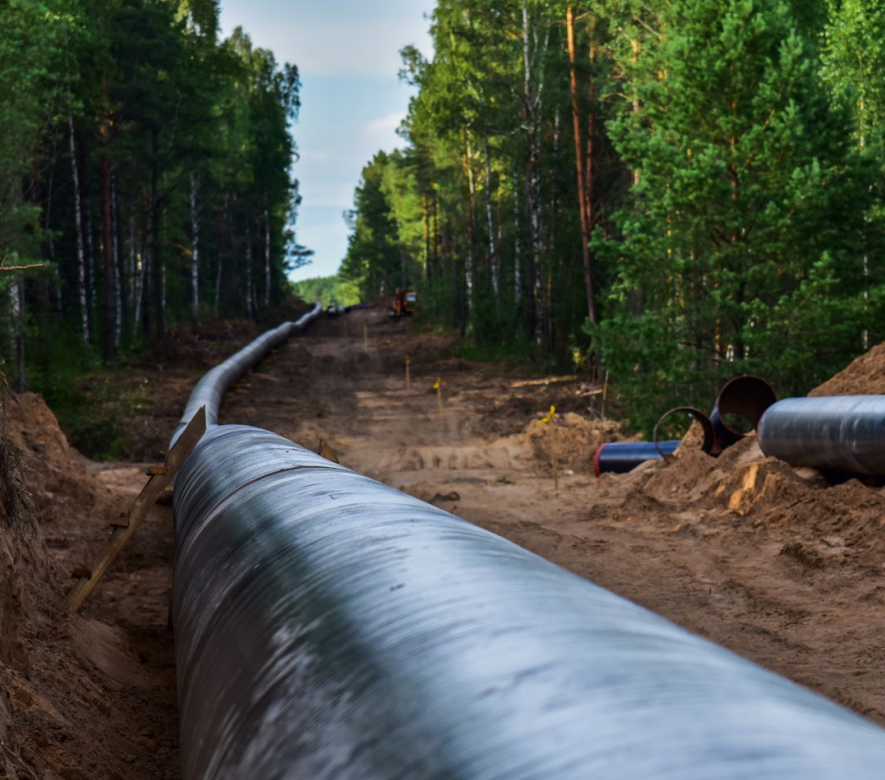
[0,0,307,386]
[292,275,361,307]
[822,0,885,152]
[593,0,875,432]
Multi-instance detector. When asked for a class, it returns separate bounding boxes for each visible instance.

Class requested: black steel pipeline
[594,440,680,476]
[595,407,715,476]
[172,425,885,779]
[759,395,885,475]
[169,303,322,447]
[654,405,717,457]
[710,375,777,448]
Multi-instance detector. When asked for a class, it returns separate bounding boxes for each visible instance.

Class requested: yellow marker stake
[539,405,559,491]
[434,377,443,423]
[405,356,411,391]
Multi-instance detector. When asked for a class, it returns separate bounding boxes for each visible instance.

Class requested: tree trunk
[462,142,476,318]
[567,6,599,330]
[482,136,501,323]
[111,168,123,352]
[137,185,151,339]
[190,171,200,324]
[245,221,254,320]
[150,133,164,342]
[216,194,229,319]
[9,277,25,393]
[43,146,64,312]
[128,214,136,331]
[264,194,271,312]
[522,0,549,342]
[86,209,97,328]
[423,192,432,284]
[101,151,116,363]
[513,166,522,312]
[68,113,89,342]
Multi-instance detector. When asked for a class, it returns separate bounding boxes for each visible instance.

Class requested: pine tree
[593,0,872,428]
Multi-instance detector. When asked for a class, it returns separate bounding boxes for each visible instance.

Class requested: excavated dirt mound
[524,412,621,474]
[811,342,885,396]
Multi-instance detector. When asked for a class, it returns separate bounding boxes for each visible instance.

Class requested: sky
[219,0,436,282]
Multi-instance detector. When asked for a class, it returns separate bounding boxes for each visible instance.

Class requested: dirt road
[5,306,885,779]
[230,309,885,726]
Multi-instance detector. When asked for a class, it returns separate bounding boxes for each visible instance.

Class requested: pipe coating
[759,395,885,475]
[173,425,885,780]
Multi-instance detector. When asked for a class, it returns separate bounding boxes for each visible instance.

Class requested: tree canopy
[342,0,885,431]
[0,0,307,390]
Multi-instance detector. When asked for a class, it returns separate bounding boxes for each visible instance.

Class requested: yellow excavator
[391,288,417,317]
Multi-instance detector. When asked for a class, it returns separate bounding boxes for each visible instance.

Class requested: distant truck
[391,288,417,317]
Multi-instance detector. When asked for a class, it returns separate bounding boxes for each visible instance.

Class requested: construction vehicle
[391,288,417,317]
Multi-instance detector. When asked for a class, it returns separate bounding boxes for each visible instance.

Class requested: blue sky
[219,0,436,281]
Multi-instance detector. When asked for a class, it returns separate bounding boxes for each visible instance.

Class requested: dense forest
[338,0,885,429]
[4,0,885,434]
[0,0,307,397]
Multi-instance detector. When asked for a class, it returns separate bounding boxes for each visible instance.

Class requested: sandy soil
[3,306,885,778]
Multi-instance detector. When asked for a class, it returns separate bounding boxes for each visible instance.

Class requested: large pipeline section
[171,328,885,778]
[759,395,885,475]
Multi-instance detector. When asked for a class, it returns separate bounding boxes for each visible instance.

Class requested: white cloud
[301,149,332,162]
[221,6,433,77]
[363,112,407,148]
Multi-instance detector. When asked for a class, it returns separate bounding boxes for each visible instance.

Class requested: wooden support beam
[64,407,207,613]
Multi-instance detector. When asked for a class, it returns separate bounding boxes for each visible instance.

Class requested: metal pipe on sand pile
[759,395,885,475]
[595,377,777,476]
[594,440,680,476]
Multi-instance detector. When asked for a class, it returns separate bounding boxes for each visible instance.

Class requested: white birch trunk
[9,277,25,392]
[483,137,500,316]
[128,215,136,322]
[464,140,476,316]
[68,113,89,341]
[522,0,549,338]
[111,168,122,351]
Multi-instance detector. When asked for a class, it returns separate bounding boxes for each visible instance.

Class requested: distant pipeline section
[169,323,885,779]
[169,302,322,447]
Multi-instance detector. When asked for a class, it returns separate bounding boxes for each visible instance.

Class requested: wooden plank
[64,406,207,613]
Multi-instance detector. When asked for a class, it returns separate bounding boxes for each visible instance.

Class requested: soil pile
[0,391,179,780]
[811,343,885,396]
[524,412,621,473]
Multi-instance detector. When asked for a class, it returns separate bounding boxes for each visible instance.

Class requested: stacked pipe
[171,329,885,778]
[595,376,777,476]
